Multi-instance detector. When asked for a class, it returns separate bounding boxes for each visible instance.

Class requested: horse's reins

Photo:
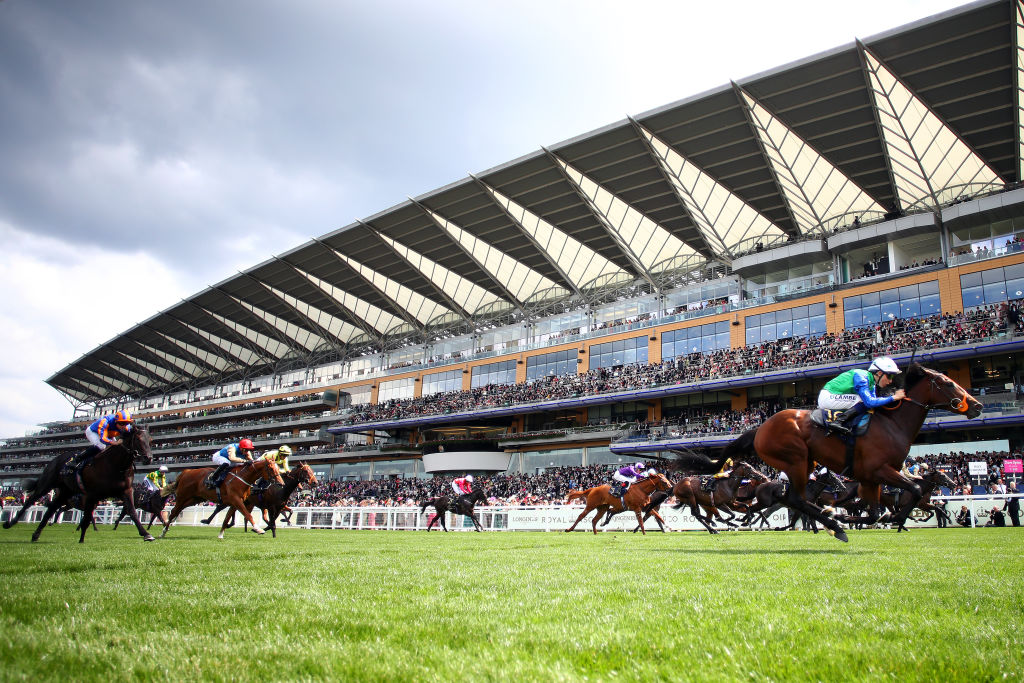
[884,376,971,414]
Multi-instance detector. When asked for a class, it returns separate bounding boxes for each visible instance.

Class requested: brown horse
[676,364,982,542]
[664,462,767,534]
[564,472,671,534]
[199,463,318,537]
[159,459,283,539]
[3,427,154,543]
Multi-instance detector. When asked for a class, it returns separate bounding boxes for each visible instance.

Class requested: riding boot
[838,403,868,433]
[208,463,230,489]
[70,445,102,472]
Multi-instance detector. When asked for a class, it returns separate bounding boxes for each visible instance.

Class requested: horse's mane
[903,362,930,391]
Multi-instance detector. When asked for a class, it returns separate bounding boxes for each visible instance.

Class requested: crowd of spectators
[338,307,1022,426]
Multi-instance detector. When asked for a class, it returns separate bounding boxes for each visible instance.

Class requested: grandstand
[4,0,1024,493]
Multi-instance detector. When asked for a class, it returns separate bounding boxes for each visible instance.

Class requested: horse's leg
[564,503,595,532]
[31,494,68,542]
[782,480,848,542]
[113,507,127,530]
[78,499,98,544]
[691,503,718,534]
[200,504,228,525]
[591,505,607,534]
[221,494,263,539]
[4,488,48,530]
[160,500,190,538]
[118,489,155,541]
[470,513,482,532]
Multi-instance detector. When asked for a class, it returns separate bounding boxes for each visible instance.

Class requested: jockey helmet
[635,462,646,471]
[278,445,292,456]
[159,465,168,472]
[868,356,901,376]
[239,438,255,451]
[465,474,474,483]
[114,409,133,423]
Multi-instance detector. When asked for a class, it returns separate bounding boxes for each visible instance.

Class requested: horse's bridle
[892,374,971,414]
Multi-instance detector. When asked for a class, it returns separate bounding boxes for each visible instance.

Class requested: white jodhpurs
[85,429,105,450]
[212,453,231,466]
[817,389,860,412]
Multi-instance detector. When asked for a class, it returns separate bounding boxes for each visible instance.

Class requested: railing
[4,495,1017,531]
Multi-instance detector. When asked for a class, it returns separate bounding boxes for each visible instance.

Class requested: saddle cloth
[809,408,871,437]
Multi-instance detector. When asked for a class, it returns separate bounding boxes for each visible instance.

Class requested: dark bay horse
[840,468,957,532]
[159,459,283,539]
[563,472,671,534]
[113,483,170,531]
[420,488,488,531]
[663,462,767,534]
[3,428,155,543]
[676,364,982,542]
[198,463,318,537]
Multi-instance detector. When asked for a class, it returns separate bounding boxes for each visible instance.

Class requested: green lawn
[0,525,1021,682]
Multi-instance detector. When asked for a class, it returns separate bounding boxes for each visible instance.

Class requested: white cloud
[0,223,190,436]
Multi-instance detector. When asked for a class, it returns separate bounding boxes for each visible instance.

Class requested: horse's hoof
[254,529,265,535]
[822,506,835,518]
[3,521,11,529]
[31,534,39,542]
[831,528,849,543]
[199,520,210,525]
[143,535,155,542]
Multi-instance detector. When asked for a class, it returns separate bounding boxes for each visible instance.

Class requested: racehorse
[198,463,318,537]
[675,364,982,542]
[113,483,170,531]
[662,462,767,534]
[3,427,155,543]
[742,469,846,531]
[159,459,283,539]
[50,494,101,531]
[840,468,957,532]
[563,472,671,534]
[420,487,488,531]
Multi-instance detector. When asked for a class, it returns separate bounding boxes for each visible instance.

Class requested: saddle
[700,476,716,493]
[609,482,627,498]
[810,408,871,437]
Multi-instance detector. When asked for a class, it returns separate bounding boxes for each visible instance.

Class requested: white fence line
[1,495,1018,532]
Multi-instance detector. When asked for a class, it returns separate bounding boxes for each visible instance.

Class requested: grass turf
[0,524,1021,682]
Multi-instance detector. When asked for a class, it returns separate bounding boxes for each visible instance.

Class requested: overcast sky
[0,0,971,436]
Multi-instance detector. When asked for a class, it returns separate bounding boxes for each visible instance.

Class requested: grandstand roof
[48,0,1023,403]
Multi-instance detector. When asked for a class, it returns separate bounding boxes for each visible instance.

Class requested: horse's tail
[671,428,759,474]
[565,488,588,504]
[163,478,180,495]
[22,478,40,497]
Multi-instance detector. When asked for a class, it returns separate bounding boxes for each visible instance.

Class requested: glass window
[1006,278,1024,300]
[809,316,827,335]
[900,298,921,318]
[982,268,1005,284]
[961,286,984,308]
[471,360,517,389]
[878,288,898,304]
[880,301,900,322]
[527,349,576,380]
[960,272,983,288]
[862,305,882,325]
[898,284,919,300]
[1003,263,1024,280]
[808,302,825,316]
[983,282,1007,304]
[919,294,941,316]
[862,291,881,307]
[919,280,939,296]
[845,295,861,310]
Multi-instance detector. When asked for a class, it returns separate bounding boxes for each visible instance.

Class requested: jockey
[207,438,255,489]
[254,445,292,493]
[262,444,292,474]
[145,465,168,493]
[611,462,648,503]
[73,409,135,468]
[452,474,474,496]
[818,356,906,435]
[712,457,735,480]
